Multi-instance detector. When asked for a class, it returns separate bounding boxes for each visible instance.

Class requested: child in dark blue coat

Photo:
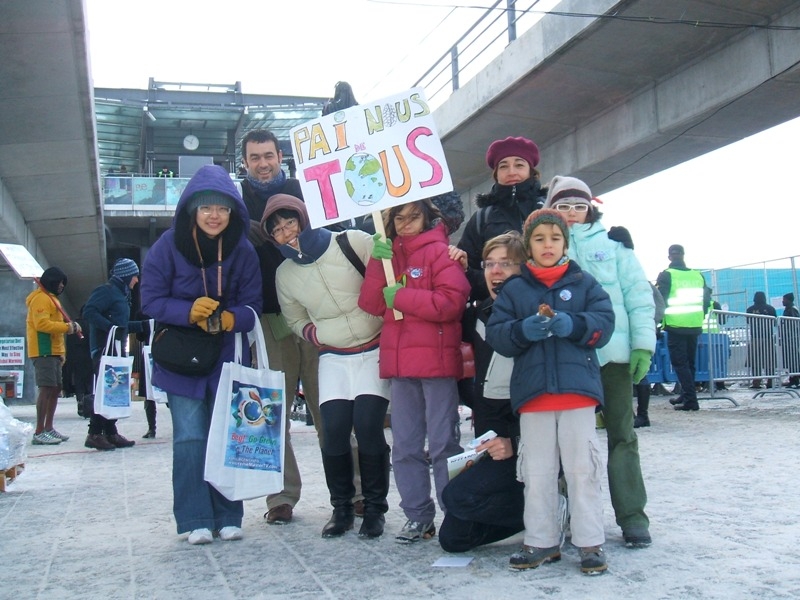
[486,209,614,575]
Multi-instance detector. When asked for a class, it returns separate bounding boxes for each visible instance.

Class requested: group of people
[29,124,749,578]
[26,259,145,450]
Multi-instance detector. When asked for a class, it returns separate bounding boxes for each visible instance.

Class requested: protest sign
[290,87,452,229]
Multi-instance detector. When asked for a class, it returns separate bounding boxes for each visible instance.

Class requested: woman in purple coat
[141,165,262,545]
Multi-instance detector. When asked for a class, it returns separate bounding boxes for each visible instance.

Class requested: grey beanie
[186,191,236,214]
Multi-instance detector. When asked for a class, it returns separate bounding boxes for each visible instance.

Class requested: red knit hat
[485,136,540,170]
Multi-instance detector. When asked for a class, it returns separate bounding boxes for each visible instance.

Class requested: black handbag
[151,324,223,376]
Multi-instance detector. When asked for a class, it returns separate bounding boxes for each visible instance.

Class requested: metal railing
[647,310,800,406]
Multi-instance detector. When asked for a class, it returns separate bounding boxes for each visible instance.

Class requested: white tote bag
[204,309,286,501]
[93,326,134,419]
[142,320,168,404]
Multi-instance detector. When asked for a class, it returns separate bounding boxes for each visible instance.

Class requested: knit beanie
[522,208,570,253]
[186,191,236,214]
[485,136,540,170]
[543,175,593,209]
[784,292,795,303]
[111,258,139,283]
[40,266,67,295]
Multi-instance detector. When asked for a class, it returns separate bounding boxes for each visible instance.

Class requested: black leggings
[319,395,388,456]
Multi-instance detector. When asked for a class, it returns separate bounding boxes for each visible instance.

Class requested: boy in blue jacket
[486,208,614,575]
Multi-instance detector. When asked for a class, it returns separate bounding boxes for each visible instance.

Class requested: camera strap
[192,226,223,300]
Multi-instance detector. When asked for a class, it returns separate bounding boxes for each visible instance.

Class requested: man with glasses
[239,129,321,526]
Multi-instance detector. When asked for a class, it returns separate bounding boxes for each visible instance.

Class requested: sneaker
[84,433,116,451]
[218,526,243,541]
[395,520,435,544]
[623,525,652,548]
[509,545,561,570]
[106,433,135,448]
[46,429,69,441]
[142,429,156,439]
[579,546,608,575]
[32,431,61,445]
[187,528,213,545]
[264,504,293,525]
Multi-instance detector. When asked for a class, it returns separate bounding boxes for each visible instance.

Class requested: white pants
[518,406,605,548]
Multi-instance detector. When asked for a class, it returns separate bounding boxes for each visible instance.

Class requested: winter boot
[358,447,391,539]
[634,381,650,428]
[321,451,356,538]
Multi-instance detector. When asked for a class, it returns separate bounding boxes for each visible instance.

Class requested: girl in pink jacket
[359,198,470,544]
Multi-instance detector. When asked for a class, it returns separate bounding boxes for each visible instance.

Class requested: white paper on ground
[432,556,474,568]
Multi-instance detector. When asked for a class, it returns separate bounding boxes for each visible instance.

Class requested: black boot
[358,447,391,539]
[321,451,356,538]
[634,382,650,428]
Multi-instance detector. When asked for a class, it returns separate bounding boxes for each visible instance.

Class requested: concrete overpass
[2,0,800,311]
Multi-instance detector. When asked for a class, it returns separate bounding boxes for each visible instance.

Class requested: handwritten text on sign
[290,88,452,228]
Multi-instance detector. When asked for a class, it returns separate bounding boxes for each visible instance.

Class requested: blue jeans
[439,456,524,552]
[168,391,243,534]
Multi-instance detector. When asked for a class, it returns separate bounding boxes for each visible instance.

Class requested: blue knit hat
[111,258,139,282]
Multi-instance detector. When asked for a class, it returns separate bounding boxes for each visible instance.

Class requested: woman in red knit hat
[456,136,548,301]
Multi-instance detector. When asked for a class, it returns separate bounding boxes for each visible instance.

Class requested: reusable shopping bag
[93,326,134,419]
[204,309,286,501]
[141,320,168,404]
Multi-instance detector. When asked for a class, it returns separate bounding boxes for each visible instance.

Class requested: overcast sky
[85,0,799,279]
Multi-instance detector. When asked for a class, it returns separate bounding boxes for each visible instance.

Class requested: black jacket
[457,178,547,301]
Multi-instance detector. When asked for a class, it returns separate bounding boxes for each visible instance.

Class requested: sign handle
[372,211,403,321]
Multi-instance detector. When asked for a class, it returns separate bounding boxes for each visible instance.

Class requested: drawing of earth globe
[344,153,386,206]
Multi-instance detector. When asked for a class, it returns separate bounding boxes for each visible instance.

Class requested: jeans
[168,391,243,534]
[600,362,649,531]
[439,456,524,552]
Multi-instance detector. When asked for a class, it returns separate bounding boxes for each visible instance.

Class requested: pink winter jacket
[358,223,470,379]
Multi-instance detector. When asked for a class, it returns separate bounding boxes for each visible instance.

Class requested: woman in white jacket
[261,193,390,540]
[544,175,656,550]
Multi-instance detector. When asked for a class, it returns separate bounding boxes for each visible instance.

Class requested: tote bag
[204,309,286,501]
[142,320,168,404]
[93,326,134,419]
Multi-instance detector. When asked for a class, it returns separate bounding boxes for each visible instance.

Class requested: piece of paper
[432,556,474,568]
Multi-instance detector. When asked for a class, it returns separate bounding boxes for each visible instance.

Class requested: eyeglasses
[481,261,519,270]
[198,205,232,216]
[393,212,423,226]
[271,218,298,237]
[554,202,589,213]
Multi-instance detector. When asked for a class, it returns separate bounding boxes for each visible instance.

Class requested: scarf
[245,169,287,201]
[526,257,569,287]
[278,226,332,265]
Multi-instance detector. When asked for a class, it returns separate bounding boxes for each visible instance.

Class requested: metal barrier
[645,310,800,405]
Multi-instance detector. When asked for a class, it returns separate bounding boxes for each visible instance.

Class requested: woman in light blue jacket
[543,175,656,550]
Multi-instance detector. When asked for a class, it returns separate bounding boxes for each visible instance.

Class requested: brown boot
[85,433,115,451]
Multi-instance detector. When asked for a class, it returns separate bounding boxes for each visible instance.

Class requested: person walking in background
[62,305,93,419]
[634,284,665,428]
[487,208,614,575]
[543,176,655,549]
[26,267,82,445]
[457,136,547,301]
[83,258,145,450]
[359,198,470,544]
[261,194,391,539]
[239,129,321,526]
[746,291,777,389]
[656,245,710,412]
[439,232,529,553]
[141,165,261,545]
[781,293,800,388]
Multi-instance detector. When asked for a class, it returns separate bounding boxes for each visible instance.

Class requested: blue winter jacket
[141,165,262,399]
[486,260,614,414]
